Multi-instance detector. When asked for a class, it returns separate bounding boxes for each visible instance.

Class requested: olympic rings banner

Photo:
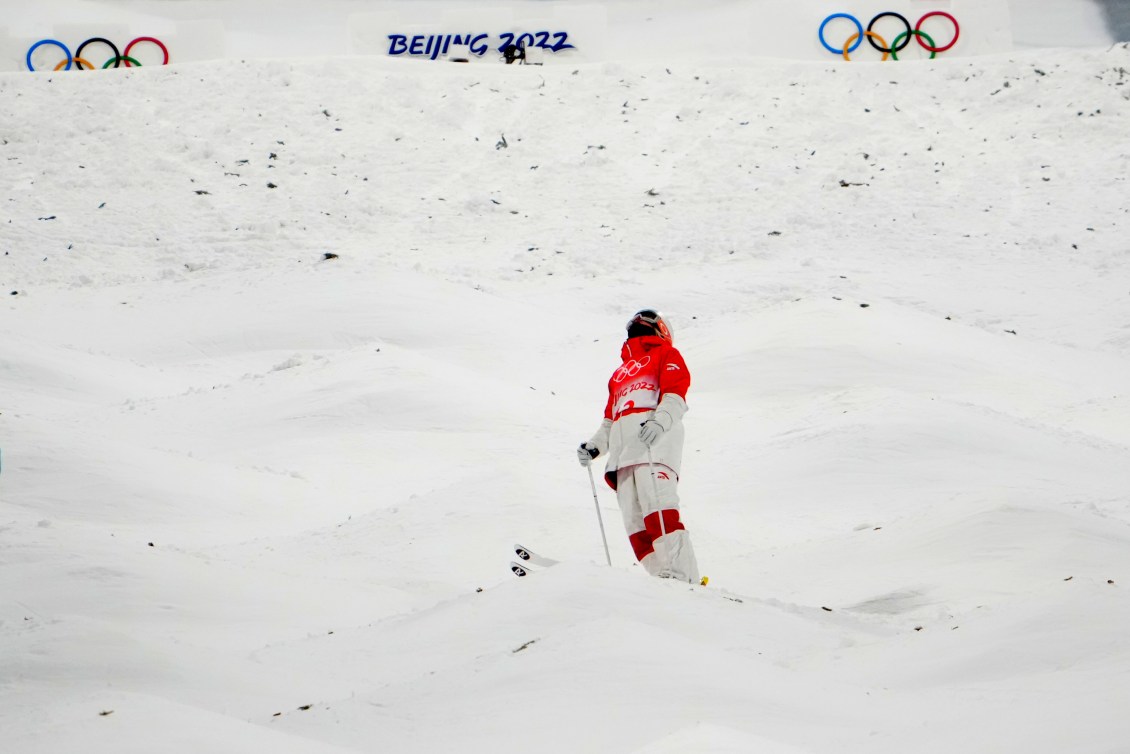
[805,0,1012,61]
[818,11,960,61]
[24,36,169,72]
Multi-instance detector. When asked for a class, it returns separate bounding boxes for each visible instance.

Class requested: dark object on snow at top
[502,43,526,64]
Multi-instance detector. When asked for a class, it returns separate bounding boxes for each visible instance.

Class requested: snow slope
[2,18,1130,754]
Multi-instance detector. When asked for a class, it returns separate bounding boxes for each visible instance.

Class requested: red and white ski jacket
[588,335,690,489]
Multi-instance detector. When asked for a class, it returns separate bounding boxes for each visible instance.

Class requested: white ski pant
[615,464,699,584]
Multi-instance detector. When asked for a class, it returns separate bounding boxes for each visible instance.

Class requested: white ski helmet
[626,309,673,343]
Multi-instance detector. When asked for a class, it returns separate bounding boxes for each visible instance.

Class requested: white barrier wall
[1,0,1013,73]
[0,20,223,72]
[348,2,609,64]
[348,0,1011,63]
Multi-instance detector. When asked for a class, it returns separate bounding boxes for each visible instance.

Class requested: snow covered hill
[2,31,1130,754]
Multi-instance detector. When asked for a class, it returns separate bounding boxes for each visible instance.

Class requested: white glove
[579,420,612,466]
[577,442,600,467]
[638,419,665,446]
[639,409,674,447]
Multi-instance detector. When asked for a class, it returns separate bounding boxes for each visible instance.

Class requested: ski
[510,544,559,577]
[514,544,558,568]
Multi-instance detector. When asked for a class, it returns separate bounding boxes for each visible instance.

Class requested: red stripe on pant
[629,530,654,561]
[629,509,685,562]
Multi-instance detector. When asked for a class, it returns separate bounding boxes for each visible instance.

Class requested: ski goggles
[626,309,673,342]
[628,309,662,327]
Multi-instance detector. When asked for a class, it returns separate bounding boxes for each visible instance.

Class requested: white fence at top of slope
[0,0,1071,73]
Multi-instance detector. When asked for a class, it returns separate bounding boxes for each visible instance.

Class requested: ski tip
[700,576,709,587]
[510,562,530,577]
[514,544,532,561]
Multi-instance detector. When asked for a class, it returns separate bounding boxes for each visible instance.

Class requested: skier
[577,309,700,583]
[502,42,526,64]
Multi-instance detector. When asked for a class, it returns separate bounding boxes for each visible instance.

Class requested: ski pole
[586,464,613,566]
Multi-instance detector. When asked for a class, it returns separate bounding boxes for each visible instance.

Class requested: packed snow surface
[2,22,1130,754]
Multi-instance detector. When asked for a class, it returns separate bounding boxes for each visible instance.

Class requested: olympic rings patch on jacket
[818,12,959,61]
[613,356,652,383]
[25,37,169,72]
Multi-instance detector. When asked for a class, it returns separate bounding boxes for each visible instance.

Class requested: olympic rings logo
[613,356,652,383]
[26,37,169,72]
[818,12,959,61]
